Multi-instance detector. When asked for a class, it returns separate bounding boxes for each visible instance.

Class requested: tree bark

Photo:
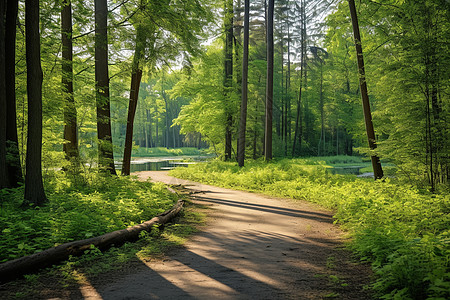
[264,0,274,161]
[0,0,8,189]
[162,78,170,149]
[24,0,47,205]
[292,0,305,157]
[62,0,79,162]
[5,0,22,187]
[147,109,152,147]
[122,25,146,176]
[224,0,233,161]
[348,0,383,179]
[0,199,184,282]
[237,0,249,167]
[95,0,116,175]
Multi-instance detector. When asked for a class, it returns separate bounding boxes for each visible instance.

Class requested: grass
[0,171,206,299]
[0,173,181,262]
[169,158,450,299]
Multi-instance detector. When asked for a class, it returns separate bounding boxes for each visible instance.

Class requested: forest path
[85,171,372,299]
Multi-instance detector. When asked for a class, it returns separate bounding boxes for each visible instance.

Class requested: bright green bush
[0,172,178,263]
[170,159,450,299]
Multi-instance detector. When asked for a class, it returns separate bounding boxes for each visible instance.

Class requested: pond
[329,166,364,175]
[115,156,210,173]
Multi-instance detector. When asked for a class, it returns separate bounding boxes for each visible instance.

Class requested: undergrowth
[0,172,205,299]
[0,196,205,299]
[0,171,179,263]
[170,159,450,299]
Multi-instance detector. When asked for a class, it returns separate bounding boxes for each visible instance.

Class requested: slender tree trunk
[264,0,274,161]
[24,0,47,205]
[278,21,284,140]
[224,0,233,160]
[318,61,324,155]
[292,0,305,157]
[161,81,170,149]
[292,58,304,157]
[5,0,22,187]
[147,109,153,147]
[284,29,289,156]
[155,105,159,147]
[62,0,78,162]
[122,25,146,176]
[286,21,291,143]
[0,0,8,189]
[95,0,116,174]
[146,109,151,148]
[237,0,249,167]
[348,0,383,179]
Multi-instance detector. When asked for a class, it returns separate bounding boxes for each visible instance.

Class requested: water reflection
[329,166,363,175]
[115,156,210,173]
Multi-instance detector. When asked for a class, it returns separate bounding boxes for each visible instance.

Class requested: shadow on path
[193,196,333,223]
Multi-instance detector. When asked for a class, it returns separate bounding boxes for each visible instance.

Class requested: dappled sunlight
[73,271,103,300]
[139,257,239,298]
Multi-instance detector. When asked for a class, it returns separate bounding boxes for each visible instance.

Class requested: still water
[115,156,209,173]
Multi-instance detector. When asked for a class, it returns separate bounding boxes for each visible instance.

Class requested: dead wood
[0,199,184,282]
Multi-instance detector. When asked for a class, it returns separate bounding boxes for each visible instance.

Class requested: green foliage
[170,159,450,299]
[0,172,178,262]
[325,0,450,189]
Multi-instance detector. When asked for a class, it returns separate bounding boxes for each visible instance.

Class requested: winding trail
[83,171,371,299]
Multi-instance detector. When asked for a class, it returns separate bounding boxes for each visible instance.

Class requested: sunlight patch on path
[140,257,239,299]
[74,272,103,299]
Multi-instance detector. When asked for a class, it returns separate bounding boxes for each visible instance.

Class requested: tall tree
[95,0,116,174]
[5,0,22,187]
[62,0,78,163]
[121,24,146,176]
[264,0,274,160]
[292,0,305,156]
[24,0,47,205]
[224,0,234,160]
[0,0,8,189]
[348,0,383,179]
[237,0,250,167]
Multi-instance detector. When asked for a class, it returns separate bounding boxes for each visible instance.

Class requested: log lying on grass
[0,199,184,282]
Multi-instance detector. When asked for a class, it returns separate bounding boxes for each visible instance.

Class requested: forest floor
[1,172,373,299]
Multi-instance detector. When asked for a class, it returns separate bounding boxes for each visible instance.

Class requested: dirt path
[2,171,371,299]
[81,171,370,300]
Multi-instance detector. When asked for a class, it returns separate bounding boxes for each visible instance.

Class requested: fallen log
[0,199,184,282]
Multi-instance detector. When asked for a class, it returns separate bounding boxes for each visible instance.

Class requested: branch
[0,199,184,282]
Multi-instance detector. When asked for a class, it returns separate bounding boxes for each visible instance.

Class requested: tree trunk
[5,0,22,187]
[24,0,47,205]
[62,0,79,162]
[122,25,146,176]
[264,0,274,161]
[286,20,291,143]
[162,82,170,149]
[147,109,152,147]
[292,60,304,157]
[278,21,283,140]
[292,0,305,157]
[318,61,324,156]
[95,0,116,175]
[224,0,233,161]
[0,0,8,189]
[155,105,159,147]
[0,199,184,282]
[348,0,383,179]
[237,0,249,167]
